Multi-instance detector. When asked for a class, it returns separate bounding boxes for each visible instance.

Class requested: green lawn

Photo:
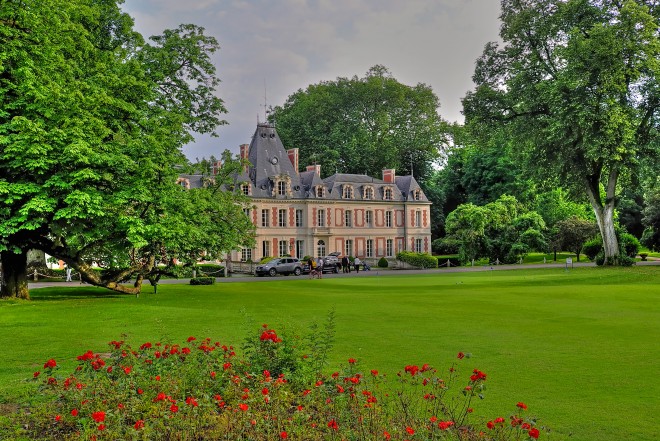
[1,266,659,441]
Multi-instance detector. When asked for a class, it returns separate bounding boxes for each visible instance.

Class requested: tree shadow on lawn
[30,287,124,301]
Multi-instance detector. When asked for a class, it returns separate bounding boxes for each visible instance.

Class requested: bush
[396,251,438,269]
[618,255,636,267]
[14,323,548,441]
[619,232,641,258]
[190,277,215,285]
[377,257,389,268]
[582,238,603,261]
[431,237,460,255]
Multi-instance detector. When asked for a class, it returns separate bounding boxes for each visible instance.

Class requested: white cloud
[122,0,501,158]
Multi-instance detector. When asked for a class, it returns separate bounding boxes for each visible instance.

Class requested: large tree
[463,0,660,264]
[269,65,447,183]
[0,0,254,298]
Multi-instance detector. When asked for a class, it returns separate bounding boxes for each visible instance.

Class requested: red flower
[187,336,196,342]
[371,370,378,376]
[92,411,105,423]
[170,404,179,413]
[43,359,57,369]
[336,385,345,393]
[404,365,419,376]
[139,342,152,350]
[328,419,339,431]
[134,420,145,430]
[383,431,391,440]
[137,388,143,395]
[517,401,528,410]
[239,403,249,411]
[97,424,105,431]
[55,415,61,422]
[487,421,495,429]
[280,431,288,439]
[348,358,357,364]
[406,426,415,435]
[528,428,540,439]
[185,396,198,407]
[438,421,454,430]
[262,388,269,395]
[33,371,40,378]
[470,369,487,382]
[71,409,78,417]
[457,352,465,359]
[211,371,216,379]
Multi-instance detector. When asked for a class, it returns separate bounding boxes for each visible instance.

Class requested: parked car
[301,252,342,274]
[255,258,303,277]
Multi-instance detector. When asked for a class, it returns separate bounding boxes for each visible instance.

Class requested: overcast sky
[121,0,502,160]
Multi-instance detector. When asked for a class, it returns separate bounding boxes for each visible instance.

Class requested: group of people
[341,256,362,273]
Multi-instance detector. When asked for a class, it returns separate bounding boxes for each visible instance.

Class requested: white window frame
[241,248,252,262]
[386,239,393,257]
[384,188,393,200]
[385,211,392,228]
[415,210,421,227]
[261,209,270,227]
[415,238,423,253]
[279,240,288,256]
[278,209,287,227]
[317,209,326,227]
[345,210,352,227]
[345,239,353,257]
[366,210,373,227]
[295,209,303,227]
[366,239,374,258]
[262,240,270,258]
[277,181,286,196]
[295,240,304,259]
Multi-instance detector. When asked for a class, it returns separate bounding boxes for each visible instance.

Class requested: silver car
[255,258,303,277]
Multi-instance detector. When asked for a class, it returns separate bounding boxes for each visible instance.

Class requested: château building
[178,123,432,263]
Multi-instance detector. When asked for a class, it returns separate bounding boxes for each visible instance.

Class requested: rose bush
[8,322,548,440]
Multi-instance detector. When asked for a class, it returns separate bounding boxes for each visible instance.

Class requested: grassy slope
[1,267,658,441]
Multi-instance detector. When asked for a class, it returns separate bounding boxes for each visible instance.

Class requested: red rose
[43,359,57,369]
[406,426,415,435]
[134,420,144,430]
[529,427,540,439]
[92,411,105,423]
[280,431,288,439]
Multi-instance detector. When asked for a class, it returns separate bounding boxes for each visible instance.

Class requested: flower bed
[12,323,547,440]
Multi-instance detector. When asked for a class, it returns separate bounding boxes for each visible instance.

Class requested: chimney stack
[239,144,250,172]
[306,164,321,176]
[382,169,396,183]
[211,160,222,175]
[287,148,299,173]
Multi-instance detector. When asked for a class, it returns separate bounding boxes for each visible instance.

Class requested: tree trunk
[27,249,47,270]
[1,250,30,299]
[584,170,620,265]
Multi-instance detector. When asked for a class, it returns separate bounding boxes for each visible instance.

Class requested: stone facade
[184,123,432,263]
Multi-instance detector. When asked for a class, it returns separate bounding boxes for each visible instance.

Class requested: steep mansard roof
[182,124,429,203]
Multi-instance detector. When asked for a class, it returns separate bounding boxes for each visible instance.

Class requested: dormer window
[413,189,421,201]
[277,181,286,196]
[363,187,374,200]
[272,175,292,197]
[315,186,325,198]
[383,187,393,200]
[241,183,250,195]
[176,178,190,190]
[342,185,354,199]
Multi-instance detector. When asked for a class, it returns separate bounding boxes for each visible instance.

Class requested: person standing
[65,266,72,282]
[317,258,324,279]
[354,256,361,273]
[341,255,349,273]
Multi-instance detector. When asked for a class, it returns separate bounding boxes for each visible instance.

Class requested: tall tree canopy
[269,66,447,183]
[463,0,660,264]
[0,0,254,298]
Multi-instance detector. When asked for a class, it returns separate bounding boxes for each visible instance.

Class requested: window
[278,240,288,256]
[413,189,421,201]
[241,248,252,262]
[385,211,392,228]
[364,187,374,200]
[415,210,421,227]
[384,188,393,200]
[317,240,326,257]
[345,239,353,257]
[295,209,303,227]
[345,210,352,227]
[261,209,270,227]
[262,240,270,258]
[343,185,353,199]
[278,209,287,227]
[277,181,286,196]
[316,186,325,198]
[295,240,304,258]
[366,239,374,258]
[317,209,326,227]
[243,208,251,218]
[386,239,393,257]
[241,183,250,195]
[366,210,373,227]
[415,238,423,253]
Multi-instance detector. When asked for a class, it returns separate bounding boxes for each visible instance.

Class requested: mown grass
[1,266,659,441]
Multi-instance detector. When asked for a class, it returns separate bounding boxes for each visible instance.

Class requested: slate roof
[180,123,430,203]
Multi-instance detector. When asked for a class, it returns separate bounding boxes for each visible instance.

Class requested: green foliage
[553,217,599,262]
[189,277,215,285]
[641,189,660,251]
[377,257,389,268]
[463,0,660,262]
[0,0,254,297]
[582,238,603,262]
[259,256,275,264]
[445,195,547,264]
[269,65,446,182]
[432,237,460,255]
[619,233,641,258]
[395,251,438,268]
